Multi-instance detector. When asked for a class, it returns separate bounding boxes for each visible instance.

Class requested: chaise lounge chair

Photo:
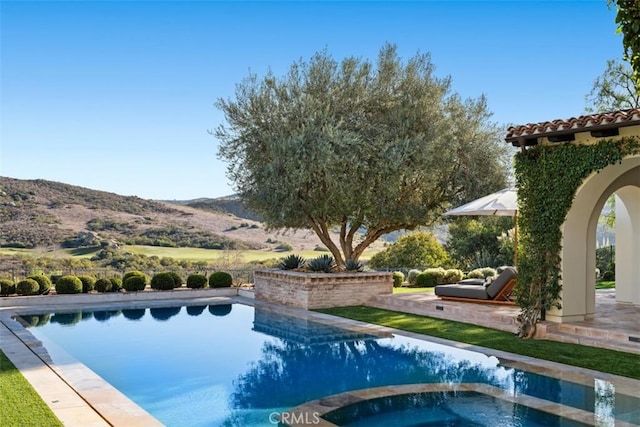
[434,267,517,305]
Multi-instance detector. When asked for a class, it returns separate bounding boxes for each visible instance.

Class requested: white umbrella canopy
[444,188,517,217]
[444,188,519,264]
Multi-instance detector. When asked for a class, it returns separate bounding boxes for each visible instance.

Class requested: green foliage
[122,271,148,291]
[407,269,422,285]
[609,0,640,92]
[27,274,52,294]
[0,278,15,295]
[17,278,40,295]
[446,217,515,270]
[602,270,615,281]
[215,43,508,266]
[414,272,436,287]
[168,271,183,288]
[279,254,307,270]
[307,254,336,273]
[443,269,464,284]
[515,137,640,337]
[109,277,123,291]
[344,259,364,272]
[369,232,449,269]
[150,272,176,290]
[77,275,96,293]
[209,271,233,288]
[94,278,113,292]
[55,275,83,294]
[467,267,496,279]
[186,273,208,289]
[422,267,447,285]
[392,271,405,287]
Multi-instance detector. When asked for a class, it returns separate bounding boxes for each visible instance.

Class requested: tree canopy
[585,59,639,112]
[368,231,449,269]
[215,44,509,266]
[609,0,640,91]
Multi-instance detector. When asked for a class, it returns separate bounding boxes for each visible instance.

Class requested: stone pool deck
[1,288,639,426]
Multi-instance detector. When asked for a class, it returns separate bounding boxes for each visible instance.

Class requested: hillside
[0,177,336,252]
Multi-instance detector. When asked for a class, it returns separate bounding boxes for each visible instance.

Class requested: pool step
[542,323,640,355]
[365,293,519,334]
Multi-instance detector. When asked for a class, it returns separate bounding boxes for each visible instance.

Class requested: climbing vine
[514,136,640,338]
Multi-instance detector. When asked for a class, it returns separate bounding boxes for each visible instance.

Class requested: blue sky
[0,1,624,200]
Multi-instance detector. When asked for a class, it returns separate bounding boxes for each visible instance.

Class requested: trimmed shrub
[407,269,422,285]
[123,274,147,292]
[94,278,113,293]
[275,242,294,252]
[480,267,498,278]
[392,271,405,287]
[109,277,123,292]
[186,274,207,289]
[151,272,176,290]
[443,269,464,284]
[27,274,52,294]
[77,275,96,293]
[209,271,233,288]
[279,254,307,270]
[123,270,146,282]
[0,279,16,295]
[168,271,183,288]
[17,278,40,296]
[55,275,83,294]
[308,254,336,273]
[415,272,436,287]
[423,267,447,285]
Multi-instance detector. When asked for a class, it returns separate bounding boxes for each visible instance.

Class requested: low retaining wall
[254,269,393,309]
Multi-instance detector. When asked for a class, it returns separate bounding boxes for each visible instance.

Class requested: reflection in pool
[18,303,640,426]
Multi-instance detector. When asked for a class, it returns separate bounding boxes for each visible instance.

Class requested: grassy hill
[0,177,337,254]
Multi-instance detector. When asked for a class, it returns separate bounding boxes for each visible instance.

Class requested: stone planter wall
[254,269,393,309]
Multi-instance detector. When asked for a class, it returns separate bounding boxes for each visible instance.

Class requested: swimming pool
[15,301,640,426]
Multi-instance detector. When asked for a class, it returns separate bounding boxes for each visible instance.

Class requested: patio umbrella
[444,188,519,264]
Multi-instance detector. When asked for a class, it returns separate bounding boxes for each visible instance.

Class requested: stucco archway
[548,156,640,323]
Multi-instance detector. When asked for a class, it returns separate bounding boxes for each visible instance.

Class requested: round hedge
[17,279,40,296]
[78,275,96,293]
[186,274,207,289]
[94,278,113,293]
[27,275,52,294]
[415,272,436,287]
[123,274,147,292]
[0,279,16,295]
[392,271,404,287]
[109,277,123,292]
[150,272,176,290]
[55,276,83,294]
[168,271,183,288]
[123,270,146,282]
[209,271,233,288]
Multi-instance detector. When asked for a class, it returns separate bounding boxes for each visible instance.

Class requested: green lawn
[316,306,640,380]
[596,281,615,289]
[0,350,63,427]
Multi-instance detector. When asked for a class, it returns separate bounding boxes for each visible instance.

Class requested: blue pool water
[19,303,640,426]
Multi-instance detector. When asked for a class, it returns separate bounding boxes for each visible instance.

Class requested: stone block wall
[254,269,393,309]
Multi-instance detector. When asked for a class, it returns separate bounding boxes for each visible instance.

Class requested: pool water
[19,303,640,426]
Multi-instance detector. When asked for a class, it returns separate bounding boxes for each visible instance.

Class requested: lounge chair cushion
[434,284,490,299]
[485,267,517,299]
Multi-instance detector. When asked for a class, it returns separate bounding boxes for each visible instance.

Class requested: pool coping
[1,292,639,426]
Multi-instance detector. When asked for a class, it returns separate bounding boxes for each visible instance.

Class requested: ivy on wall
[514,136,640,338]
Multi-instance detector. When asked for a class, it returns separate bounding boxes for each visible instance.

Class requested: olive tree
[585,59,639,113]
[609,0,640,91]
[215,44,508,266]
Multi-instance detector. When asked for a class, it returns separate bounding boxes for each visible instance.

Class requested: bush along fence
[0,268,254,296]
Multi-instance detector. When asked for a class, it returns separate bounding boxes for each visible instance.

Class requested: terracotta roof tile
[505,108,640,143]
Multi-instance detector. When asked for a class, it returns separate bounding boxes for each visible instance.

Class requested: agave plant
[344,259,364,272]
[279,254,307,270]
[307,254,336,273]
